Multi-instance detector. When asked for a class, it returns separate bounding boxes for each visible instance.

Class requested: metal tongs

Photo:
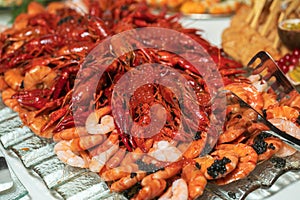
[235,51,300,151]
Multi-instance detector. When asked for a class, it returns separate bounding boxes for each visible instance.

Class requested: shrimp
[194,150,239,180]
[269,118,300,157]
[132,178,166,200]
[70,134,108,152]
[23,65,57,90]
[101,163,139,181]
[158,178,188,200]
[181,163,207,199]
[215,143,258,185]
[0,75,8,91]
[280,90,300,110]
[120,147,144,166]
[54,140,90,168]
[262,92,278,110]
[225,83,264,111]
[85,106,114,135]
[247,132,283,161]
[148,140,182,163]
[182,132,207,159]
[266,106,299,122]
[105,147,126,168]
[19,110,54,138]
[89,131,119,172]
[53,127,89,142]
[134,161,183,199]
[110,171,147,192]
[1,88,20,112]
[4,68,24,91]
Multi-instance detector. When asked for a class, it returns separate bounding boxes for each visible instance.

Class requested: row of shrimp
[1,1,299,200]
[223,74,300,159]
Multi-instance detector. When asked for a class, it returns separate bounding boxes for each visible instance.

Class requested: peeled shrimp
[269,118,300,157]
[158,178,188,200]
[54,140,90,168]
[148,140,182,163]
[85,106,114,135]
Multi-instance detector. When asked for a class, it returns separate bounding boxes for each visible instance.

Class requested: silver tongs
[246,51,298,98]
[228,92,300,152]
[234,51,300,151]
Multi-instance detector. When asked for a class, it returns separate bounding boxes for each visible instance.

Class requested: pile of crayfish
[0,0,300,199]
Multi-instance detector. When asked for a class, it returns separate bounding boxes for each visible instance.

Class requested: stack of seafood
[0,0,300,199]
[222,0,300,66]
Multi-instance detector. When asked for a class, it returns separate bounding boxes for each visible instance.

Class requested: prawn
[70,134,108,152]
[0,75,8,91]
[148,140,182,163]
[182,132,207,159]
[1,88,20,112]
[158,178,188,200]
[195,149,239,180]
[89,131,119,172]
[54,140,90,168]
[85,106,114,135]
[106,147,126,168]
[134,161,183,200]
[181,163,207,199]
[101,163,139,181]
[269,118,300,157]
[266,106,299,122]
[280,90,300,110]
[225,82,264,111]
[53,127,89,142]
[23,65,57,90]
[4,68,24,91]
[132,178,166,200]
[110,171,147,192]
[215,143,258,185]
[262,92,278,110]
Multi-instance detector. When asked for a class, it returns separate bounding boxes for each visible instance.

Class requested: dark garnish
[136,159,161,174]
[195,162,201,169]
[194,131,202,140]
[252,139,268,154]
[130,172,137,178]
[207,157,231,179]
[268,143,276,150]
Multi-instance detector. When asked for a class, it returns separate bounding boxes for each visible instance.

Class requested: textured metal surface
[0,103,299,199]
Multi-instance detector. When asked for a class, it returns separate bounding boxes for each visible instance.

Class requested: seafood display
[0,0,300,199]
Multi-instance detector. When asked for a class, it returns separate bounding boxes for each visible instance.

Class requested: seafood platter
[0,0,300,199]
